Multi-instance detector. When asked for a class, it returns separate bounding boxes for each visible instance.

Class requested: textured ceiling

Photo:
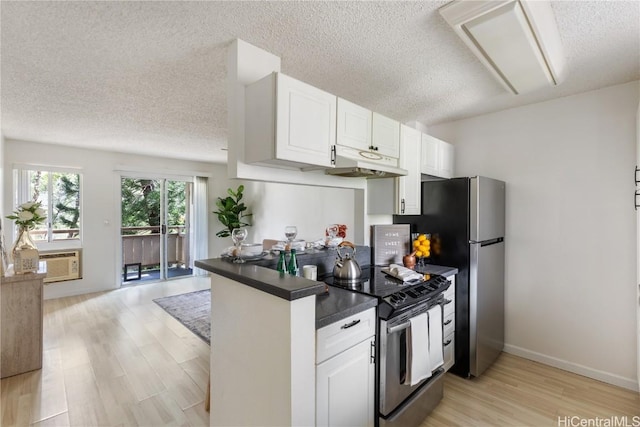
[1,1,639,163]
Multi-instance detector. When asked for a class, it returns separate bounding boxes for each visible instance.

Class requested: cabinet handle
[443,339,452,347]
[341,319,361,329]
[331,145,336,165]
[635,166,640,185]
[636,190,640,210]
[401,198,405,214]
[374,146,379,151]
[444,319,452,326]
[370,339,375,364]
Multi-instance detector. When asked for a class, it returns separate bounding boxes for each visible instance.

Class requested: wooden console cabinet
[1,264,46,378]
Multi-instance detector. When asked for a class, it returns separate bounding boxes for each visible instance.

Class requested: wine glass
[284,226,297,250]
[231,228,248,263]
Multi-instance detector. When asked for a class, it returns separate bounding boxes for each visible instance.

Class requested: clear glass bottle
[277,251,287,274]
[287,249,299,276]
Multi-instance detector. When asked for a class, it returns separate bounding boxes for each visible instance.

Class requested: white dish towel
[405,313,431,386]
[382,264,424,283]
[428,305,444,371]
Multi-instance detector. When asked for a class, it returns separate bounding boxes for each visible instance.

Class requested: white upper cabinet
[372,113,401,159]
[336,98,372,151]
[245,72,336,169]
[421,134,455,178]
[439,141,455,179]
[397,125,422,215]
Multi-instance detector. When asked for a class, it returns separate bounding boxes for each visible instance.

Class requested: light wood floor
[425,353,639,426]
[2,277,638,426]
[1,276,212,426]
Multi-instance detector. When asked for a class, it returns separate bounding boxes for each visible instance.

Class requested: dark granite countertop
[416,264,459,278]
[194,258,325,301]
[315,286,378,329]
[196,246,378,329]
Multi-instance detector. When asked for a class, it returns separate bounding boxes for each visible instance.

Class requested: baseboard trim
[503,344,639,392]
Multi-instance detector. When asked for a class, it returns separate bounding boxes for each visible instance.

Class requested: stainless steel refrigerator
[393,176,505,378]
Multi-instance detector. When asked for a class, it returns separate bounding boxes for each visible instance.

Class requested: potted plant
[213,185,252,238]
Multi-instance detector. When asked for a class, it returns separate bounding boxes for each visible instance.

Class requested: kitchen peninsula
[194,256,378,426]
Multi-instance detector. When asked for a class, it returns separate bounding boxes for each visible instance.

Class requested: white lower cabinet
[316,337,375,427]
[443,276,456,372]
[316,308,376,427]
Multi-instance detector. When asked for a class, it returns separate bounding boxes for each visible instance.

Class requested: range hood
[325,146,408,179]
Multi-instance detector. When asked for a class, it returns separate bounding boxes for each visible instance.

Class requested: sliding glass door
[120,177,193,284]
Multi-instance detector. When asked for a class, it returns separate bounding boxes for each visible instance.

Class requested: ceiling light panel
[440,0,565,95]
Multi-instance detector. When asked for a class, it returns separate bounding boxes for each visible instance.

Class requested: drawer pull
[443,339,453,346]
[341,319,361,329]
[444,298,452,305]
[444,319,452,326]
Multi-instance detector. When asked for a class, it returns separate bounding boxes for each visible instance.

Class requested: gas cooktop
[324,266,450,318]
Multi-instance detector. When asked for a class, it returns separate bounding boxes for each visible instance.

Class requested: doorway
[120,177,193,285]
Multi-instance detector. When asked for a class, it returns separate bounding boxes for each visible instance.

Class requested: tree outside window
[16,169,81,242]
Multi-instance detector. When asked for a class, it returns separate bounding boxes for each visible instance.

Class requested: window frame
[12,164,83,248]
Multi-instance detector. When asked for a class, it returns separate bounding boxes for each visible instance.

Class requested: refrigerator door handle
[469,237,504,246]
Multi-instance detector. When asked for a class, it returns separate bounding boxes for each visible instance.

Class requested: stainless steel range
[325,267,451,427]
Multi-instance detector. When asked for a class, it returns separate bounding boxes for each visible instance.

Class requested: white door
[337,98,372,151]
[316,337,375,427]
[397,125,422,215]
[276,73,336,168]
[636,101,640,389]
[372,112,400,158]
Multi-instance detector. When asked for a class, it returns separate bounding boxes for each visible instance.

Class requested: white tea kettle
[333,241,361,286]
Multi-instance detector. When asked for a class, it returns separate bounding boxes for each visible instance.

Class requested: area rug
[153,289,211,345]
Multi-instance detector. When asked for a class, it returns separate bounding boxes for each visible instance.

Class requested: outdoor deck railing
[121,226,189,268]
[27,226,189,269]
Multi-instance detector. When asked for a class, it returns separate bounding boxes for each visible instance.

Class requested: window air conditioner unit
[40,250,81,283]
[439,0,565,95]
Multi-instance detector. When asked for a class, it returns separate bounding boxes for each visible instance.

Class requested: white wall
[3,140,362,299]
[429,81,640,390]
[3,140,219,299]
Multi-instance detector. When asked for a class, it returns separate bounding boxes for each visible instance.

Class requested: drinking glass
[284,226,297,248]
[231,228,248,263]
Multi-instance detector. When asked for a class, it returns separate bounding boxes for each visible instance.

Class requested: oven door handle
[387,321,411,334]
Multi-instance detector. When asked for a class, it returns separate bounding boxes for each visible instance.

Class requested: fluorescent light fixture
[439,0,565,95]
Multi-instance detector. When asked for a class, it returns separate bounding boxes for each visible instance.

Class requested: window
[14,168,81,242]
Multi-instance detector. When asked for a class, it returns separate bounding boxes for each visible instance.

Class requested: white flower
[20,202,35,210]
[35,208,45,217]
[18,211,34,221]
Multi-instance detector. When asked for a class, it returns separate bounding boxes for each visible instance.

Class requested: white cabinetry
[372,112,400,158]
[316,308,375,427]
[367,124,421,215]
[396,125,422,215]
[443,276,456,372]
[245,72,336,169]
[421,134,455,178]
[337,98,372,151]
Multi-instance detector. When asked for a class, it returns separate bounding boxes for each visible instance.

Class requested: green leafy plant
[213,185,252,238]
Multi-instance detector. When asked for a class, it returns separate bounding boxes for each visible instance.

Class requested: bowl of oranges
[412,233,431,266]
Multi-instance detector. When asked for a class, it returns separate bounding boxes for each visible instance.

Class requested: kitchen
[0,1,639,426]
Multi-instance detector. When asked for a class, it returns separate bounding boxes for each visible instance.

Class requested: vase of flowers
[6,202,46,274]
